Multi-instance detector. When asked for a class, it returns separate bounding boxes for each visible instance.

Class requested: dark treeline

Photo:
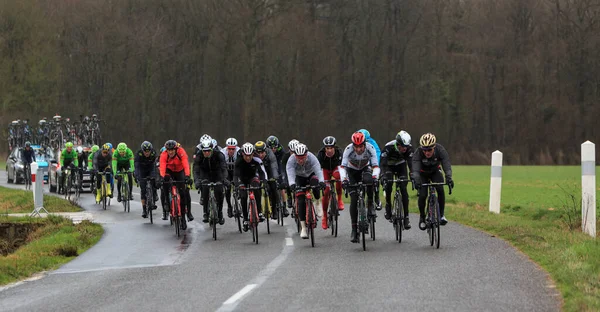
[1,0,599,164]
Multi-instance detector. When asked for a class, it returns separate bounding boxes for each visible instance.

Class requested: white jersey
[221,146,240,171]
[286,152,324,186]
[340,142,380,180]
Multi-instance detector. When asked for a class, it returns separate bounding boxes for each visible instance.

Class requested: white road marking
[222,284,257,305]
[286,237,293,246]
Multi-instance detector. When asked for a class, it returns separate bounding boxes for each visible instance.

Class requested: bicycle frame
[295,184,321,247]
[420,182,452,249]
[203,182,223,240]
[164,176,187,237]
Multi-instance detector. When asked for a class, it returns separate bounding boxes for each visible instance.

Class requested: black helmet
[266,136,279,148]
[165,140,177,150]
[141,141,153,152]
[323,136,336,147]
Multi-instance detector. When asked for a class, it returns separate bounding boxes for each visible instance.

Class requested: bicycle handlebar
[420,182,453,195]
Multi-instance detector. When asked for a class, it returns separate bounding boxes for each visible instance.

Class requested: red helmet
[351,131,366,145]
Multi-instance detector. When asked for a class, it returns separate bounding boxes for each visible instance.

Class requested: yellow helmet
[419,133,436,147]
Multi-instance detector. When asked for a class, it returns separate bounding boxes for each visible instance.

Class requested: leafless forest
[1,0,599,164]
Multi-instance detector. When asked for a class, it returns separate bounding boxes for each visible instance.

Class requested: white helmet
[199,134,212,144]
[200,139,213,152]
[226,138,238,147]
[76,146,84,154]
[241,143,255,155]
[419,133,436,147]
[396,130,411,147]
[295,143,308,156]
[211,139,218,147]
[288,139,299,152]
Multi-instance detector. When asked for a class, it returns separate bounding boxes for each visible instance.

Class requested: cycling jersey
[316,146,342,171]
[60,148,78,167]
[340,143,380,180]
[412,143,452,181]
[380,141,414,172]
[286,152,324,187]
[193,150,228,183]
[20,148,35,164]
[134,149,157,177]
[93,152,112,171]
[234,156,267,183]
[112,148,135,175]
[159,147,190,177]
[221,146,240,172]
[258,148,280,180]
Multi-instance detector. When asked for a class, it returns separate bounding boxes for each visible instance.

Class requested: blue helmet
[160,147,166,153]
[358,129,370,139]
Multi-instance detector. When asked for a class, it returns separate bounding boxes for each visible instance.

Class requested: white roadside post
[30,162,49,217]
[489,150,502,214]
[581,141,596,238]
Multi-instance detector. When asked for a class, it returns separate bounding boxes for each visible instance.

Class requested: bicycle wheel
[308,201,315,247]
[147,183,154,224]
[102,180,107,210]
[370,215,376,241]
[395,195,403,243]
[264,194,271,234]
[330,194,338,237]
[249,198,258,244]
[175,217,180,237]
[211,195,218,240]
[65,173,72,201]
[234,197,242,233]
[427,201,434,246]
[434,200,441,249]
[75,174,80,199]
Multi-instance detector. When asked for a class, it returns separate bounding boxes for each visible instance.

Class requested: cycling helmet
[76,146,84,154]
[38,119,46,125]
[53,115,61,121]
[65,142,74,148]
[288,139,299,152]
[211,139,218,147]
[117,142,127,152]
[396,130,411,147]
[84,116,90,122]
[92,114,98,119]
[255,141,267,152]
[200,139,213,151]
[141,141,153,152]
[91,145,99,153]
[11,120,18,125]
[266,136,279,148]
[160,147,166,153]
[419,133,436,147]
[102,144,111,152]
[358,129,371,139]
[165,140,177,150]
[199,134,212,144]
[106,143,113,150]
[226,138,238,147]
[25,141,31,147]
[323,136,336,147]
[295,143,308,156]
[241,143,255,155]
[351,132,366,145]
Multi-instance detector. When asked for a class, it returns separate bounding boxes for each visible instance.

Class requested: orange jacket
[159,147,190,177]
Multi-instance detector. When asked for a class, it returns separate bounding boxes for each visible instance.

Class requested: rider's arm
[88,153,94,170]
[112,151,119,176]
[128,149,134,171]
[133,151,141,178]
[218,153,228,181]
[180,149,190,176]
[60,149,66,167]
[412,149,423,184]
[405,147,414,177]
[285,155,297,187]
[72,151,79,167]
[339,145,352,181]
[437,144,452,179]
[267,151,279,180]
[366,143,380,178]
[193,156,205,184]
[308,153,325,182]
[159,151,167,177]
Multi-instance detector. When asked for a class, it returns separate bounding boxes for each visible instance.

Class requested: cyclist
[413,133,454,229]
[134,141,158,219]
[316,136,344,229]
[194,139,228,224]
[20,142,35,182]
[234,143,268,231]
[76,146,87,190]
[286,143,325,238]
[156,146,168,219]
[112,143,135,202]
[221,138,240,218]
[381,130,414,229]
[159,140,193,221]
[254,141,280,220]
[282,139,299,213]
[212,139,222,153]
[59,142,79,194]
[93,144,113,202]
[340,132,380,243]
[87,145,100,192]
[266,135,289,217]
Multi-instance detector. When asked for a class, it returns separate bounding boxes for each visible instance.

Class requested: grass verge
[0,215,103,286]
[0,186,82,214]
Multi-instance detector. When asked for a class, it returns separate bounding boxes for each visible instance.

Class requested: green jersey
[60,148,78,167]
[112,148,134,175]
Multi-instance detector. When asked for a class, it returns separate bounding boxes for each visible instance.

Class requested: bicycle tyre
[65,173,72,201]
[102,180,107,210]
[362,229,366,251]
[234,197,242,233]
[370,216,376,241]
[147,183,154,224]
[395,194,403,243]
[434,200,441,249]
[330,194,337,237]
[175,217,180,237]
[211,195,218,240]
[309,201,315,247]
[265,194,271,234]
[427,201,434,246]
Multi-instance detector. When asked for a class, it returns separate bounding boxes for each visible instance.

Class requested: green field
[0,186,82,214]
[439,166,600,312]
